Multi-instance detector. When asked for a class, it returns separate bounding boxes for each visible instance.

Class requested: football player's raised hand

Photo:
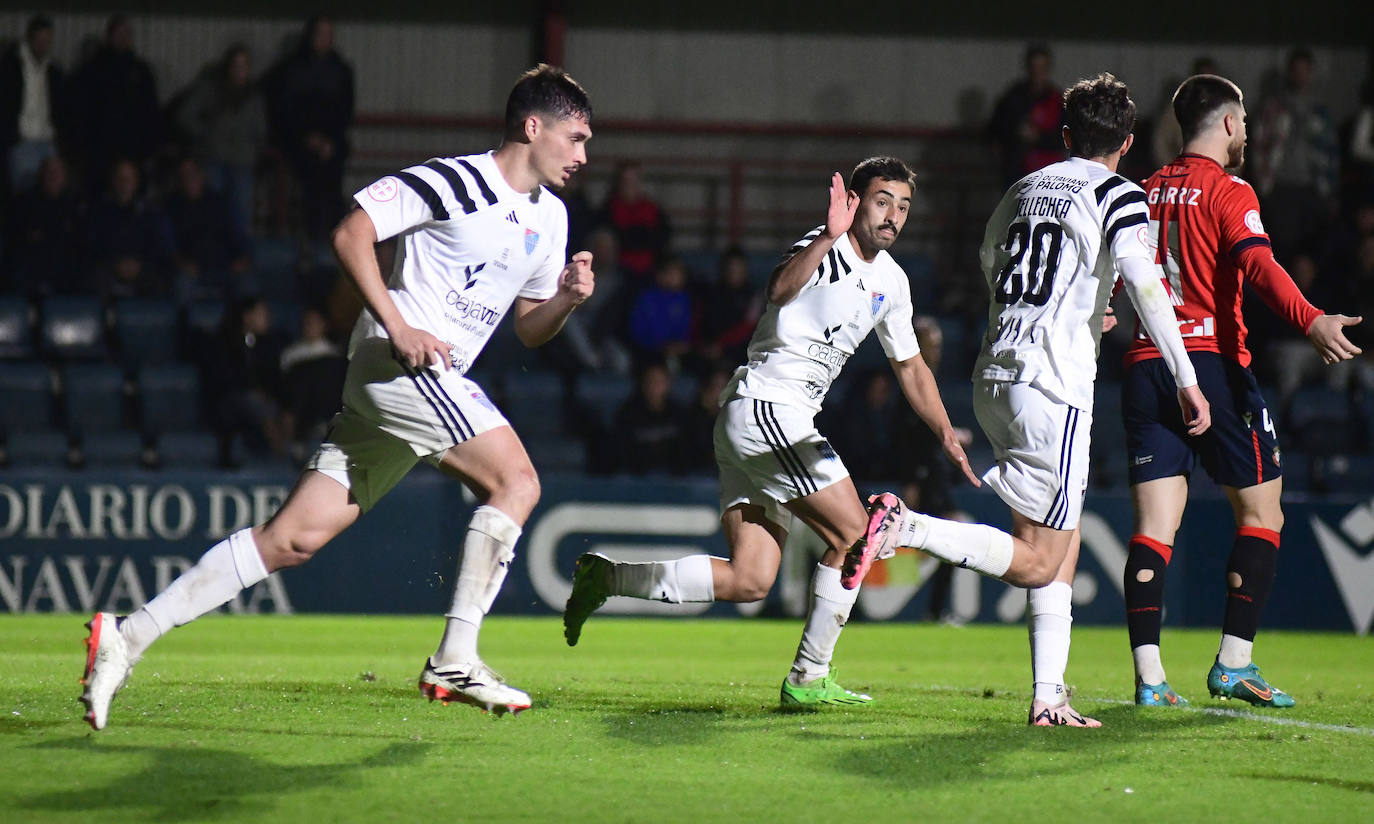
[942,433,982,488]
[560,251,595,305]
[1307,314,1363,365]
[823,172,859,241]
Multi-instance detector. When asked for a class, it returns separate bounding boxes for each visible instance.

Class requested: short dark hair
[848,156,916,197]
[26,15,52,39]
[1172,74,1243,143]
[504,64,592,142]
[1062,73,1135,159]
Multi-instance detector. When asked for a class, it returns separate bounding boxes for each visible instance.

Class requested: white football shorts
[714,396,850,527]
[307,337,509,511]
[973,378,1092,531]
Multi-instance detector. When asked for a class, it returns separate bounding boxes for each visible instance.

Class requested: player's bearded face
[532,114,591,190]
[1227,106,1247,169]
[853,178,912,252]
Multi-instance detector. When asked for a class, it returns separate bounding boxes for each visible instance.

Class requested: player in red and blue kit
[1121,74,1363,708]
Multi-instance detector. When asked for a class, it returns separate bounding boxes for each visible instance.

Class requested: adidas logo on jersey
[505,211,519,224]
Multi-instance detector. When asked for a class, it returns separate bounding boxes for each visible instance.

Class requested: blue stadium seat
[184,300,224,355]
[3,429,68,466]
[138,364,204,435]
[524,433,586,474]
[1286,386,1352,454]
[0,361,54,433]
[79,431,145,467]
[574,372,632,431]
[503,370,566,438]
[40,296,107,360]
[61,363,128,435]
[267,300,302,339]
[0,296,34,359]
[113,298,179,368]
[155,430,221,467]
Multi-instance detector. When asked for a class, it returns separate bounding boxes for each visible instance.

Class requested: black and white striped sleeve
[1096,176,1151,260]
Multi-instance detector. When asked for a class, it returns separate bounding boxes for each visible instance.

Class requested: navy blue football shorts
[1123,351,1282,489]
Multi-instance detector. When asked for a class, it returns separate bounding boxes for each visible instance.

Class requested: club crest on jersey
[523,228,539,255]
[870,291,885,317]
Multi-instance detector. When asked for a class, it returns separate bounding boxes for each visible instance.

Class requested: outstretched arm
[1236,245,1363,364]
[512,251,595,346]
[889,354,981,487]
[766,172,857,306]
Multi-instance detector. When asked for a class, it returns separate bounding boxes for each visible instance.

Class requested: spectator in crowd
[279,305,346,461]
[553,227,631,374]
[1347,76,1374,208]
[693,246,762,370]
[267,15,354,243]
[987,44,1064,188]
[4,153,83,295]
[558,172,597,257]
[680,364,732,475]
[70,14,160,190]
[627,254,694,367]
[830,369,900,484]
[175,43,268,240]
[0,15,69,197]
[610,358,687,475]
[166,157,253,302]
[600,160,670,282]
[1252,48,1341,262]
[84,158,173,299]
[891,316,976,623]
[205,296,288,462]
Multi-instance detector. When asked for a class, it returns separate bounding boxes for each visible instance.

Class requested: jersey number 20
[995,221,1063,306]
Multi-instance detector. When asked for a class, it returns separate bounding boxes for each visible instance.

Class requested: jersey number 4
[995,221,1063,306]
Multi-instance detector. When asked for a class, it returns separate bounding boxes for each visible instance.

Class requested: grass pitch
[2,614,1372,823]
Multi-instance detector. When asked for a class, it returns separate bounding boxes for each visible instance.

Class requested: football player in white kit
[80,65,595,728]
[564,157,981,707]
[843,74,1211,726]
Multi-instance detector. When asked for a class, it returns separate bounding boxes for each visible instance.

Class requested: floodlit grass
[2,615,1372,823]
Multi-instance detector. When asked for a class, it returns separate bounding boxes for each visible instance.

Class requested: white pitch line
[912,685,1374,736]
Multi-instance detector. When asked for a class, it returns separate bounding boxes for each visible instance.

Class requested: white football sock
[123,528,269,660]
[789,563,859,684]
[898,511,1014,579]
[607,554,716,603]
[436,506,520,666]
[1132,644,1167,685]
[1217,634,1254,669]
[1029,581,1073,704]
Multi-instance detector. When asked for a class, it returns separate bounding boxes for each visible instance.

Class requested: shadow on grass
[16,737,431,820]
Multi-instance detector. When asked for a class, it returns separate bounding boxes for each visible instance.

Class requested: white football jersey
[974,156,1151,408]
[725,227,920,413]
[350,150,568,374]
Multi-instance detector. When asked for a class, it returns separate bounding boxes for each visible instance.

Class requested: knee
[503,466,541,513]
[255,525,326,570]
[720,566,776,603]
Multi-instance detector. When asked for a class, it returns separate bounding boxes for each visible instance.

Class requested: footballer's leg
[781,478,880,707]
[424,425,540,714]
[1208,479,1293,707]
[1026,528,1100,727]
[83,470,361,730]
[1127,475,1189,706]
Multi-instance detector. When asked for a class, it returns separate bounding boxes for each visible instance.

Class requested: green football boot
[779,668,873,707]
[1135,680,1189,707]
[1207,660,1295,708]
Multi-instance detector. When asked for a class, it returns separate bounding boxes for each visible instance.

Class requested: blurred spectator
[693,246,762,370]
[558,173,596,257]
[891,316,975,623]
[600,161,670,282]
[680,364,732,475]
[267,15,355,242]
[70,15,160,189]
[206,296,288,462]
[829,369,899,483]
[0,15,69,197]
[553,228,632,374]
[166,157,252,302]
[610,359,687,475]
[175,44,268,239]
[1151,57,1219,170]
[1348,76,1374,208]
[85,158,173,299]
[280,306,346,461]
[627,255,694,367]
[987,44,1064,188]
[4,153,83,295]
[1252,48,1341,262]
